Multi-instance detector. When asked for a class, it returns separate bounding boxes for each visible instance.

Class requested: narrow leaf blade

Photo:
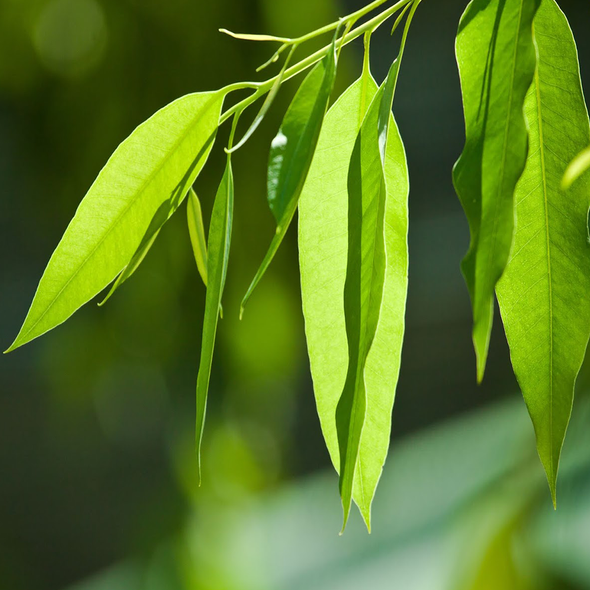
[453,0,540,381]
[496,0,590,503]
[6,90,226,352]
[195,160,234,480]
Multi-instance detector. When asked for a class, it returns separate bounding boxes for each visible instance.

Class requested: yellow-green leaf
[6,90,226,352]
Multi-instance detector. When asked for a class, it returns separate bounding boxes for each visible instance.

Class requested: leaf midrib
[533,27,555,478]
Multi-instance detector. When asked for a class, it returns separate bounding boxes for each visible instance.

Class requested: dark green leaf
[6,91,226,353]
[454,0,540,381]
[240,35,338,316]
[496,0,590,503]
[195,159,234,479]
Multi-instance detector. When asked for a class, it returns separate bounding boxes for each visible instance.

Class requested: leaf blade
[6,90,226,352]
[496,0,590,503]
[453,0,540,381]
[195,159,234,480]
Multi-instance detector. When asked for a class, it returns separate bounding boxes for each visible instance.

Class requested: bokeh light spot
[33,0,107,78]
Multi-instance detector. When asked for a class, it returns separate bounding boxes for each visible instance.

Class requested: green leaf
[496,0,590,504]
[563,145,590,190]
[453,0,541,381]
[187,187,209,287]
[240,34,338,316]
[300,51,409,533]
[336,58,407,532]
[6,90,226,353]
[195,159,234,480]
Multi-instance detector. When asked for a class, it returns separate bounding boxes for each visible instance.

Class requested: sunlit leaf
[563,145,590,190]
[240,33,339,315]
[496,0,590,504]
[300,49,409,532]
[187,187,208,286]
[453,0,540,381]
[195,159,234,480]
[336,57,407,532]
[6,90,226,353]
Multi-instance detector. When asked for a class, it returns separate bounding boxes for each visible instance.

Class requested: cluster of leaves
[5,0,590,532]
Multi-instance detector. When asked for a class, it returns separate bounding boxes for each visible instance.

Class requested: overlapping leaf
[300,57,409,530]
[195,159,234,478]
[454,0,540,381]
[7,91,226,352]
[496,0,590,503]
[240,35,338,314]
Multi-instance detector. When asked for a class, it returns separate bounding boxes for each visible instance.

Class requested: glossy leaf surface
[195,160,234,479]
[454,0,540,381]
[240,36,338,315]
[187,187,209,286]
[299,66,408,530]
[7,91,225,352]
[496,0,590,503]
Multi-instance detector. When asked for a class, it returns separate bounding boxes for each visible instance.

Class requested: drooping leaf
[299,61,409,532]
[187,187,209,286]
[240,33,339,315]
[563,145,590,190]
[453,0,541,381]
[496,0,590,504]
[336,57,407,532]
[6,91,226,353]
[195,159,234,480]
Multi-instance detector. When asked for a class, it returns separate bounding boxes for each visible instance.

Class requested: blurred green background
[1,0,590,588]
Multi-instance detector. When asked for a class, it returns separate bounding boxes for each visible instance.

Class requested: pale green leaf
[563,145,590,190]
[300,55,408,533]
[195,159,234,480]
[336,57,407,532]
[496,0,590,504]
[187,187,209,286]
[6,90,226,353]
[454,0,540,381]
[240,34,338,316]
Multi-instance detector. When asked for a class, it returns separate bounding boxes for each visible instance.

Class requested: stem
[219,0,414,125]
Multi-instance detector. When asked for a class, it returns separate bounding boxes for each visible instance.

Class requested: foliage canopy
[6,0,590,532]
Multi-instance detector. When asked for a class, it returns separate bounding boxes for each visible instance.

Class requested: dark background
[1,0,590,588]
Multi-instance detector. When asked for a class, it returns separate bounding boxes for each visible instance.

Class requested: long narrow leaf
[453,0,540,381]
[300,60,409,532]
[6,90,226,352]
[240,33,339,315]
[496,0,590,504]
[195,159,234,480]
[336,54,408,532]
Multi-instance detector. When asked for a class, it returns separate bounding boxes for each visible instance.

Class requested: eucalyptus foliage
[6,0,590,532]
